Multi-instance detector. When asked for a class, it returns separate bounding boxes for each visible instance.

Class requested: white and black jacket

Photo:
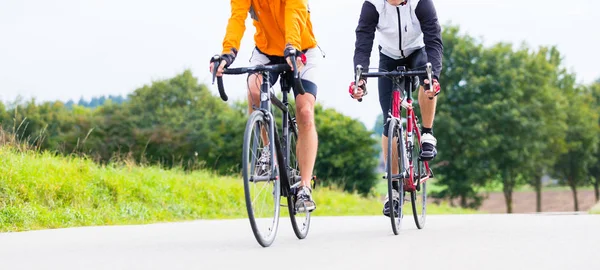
[353,0,443,80]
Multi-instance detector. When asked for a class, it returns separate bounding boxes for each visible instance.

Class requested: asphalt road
[0,213,598,270]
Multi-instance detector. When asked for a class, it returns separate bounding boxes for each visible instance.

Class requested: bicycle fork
[391,88,410,181]
[255,71,279,181]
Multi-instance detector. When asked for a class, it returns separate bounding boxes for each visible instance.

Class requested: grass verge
[0,147,477,232]
[590,202,600,214]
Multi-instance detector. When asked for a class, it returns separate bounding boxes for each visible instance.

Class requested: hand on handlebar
[283,45,307,95]
[423,78,441,100]
[209,48,237,78]
[348,79,367,100]
[209,59,227,77]
[284,45,306,72]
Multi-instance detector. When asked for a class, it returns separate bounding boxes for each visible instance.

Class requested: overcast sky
[1,0,598,128]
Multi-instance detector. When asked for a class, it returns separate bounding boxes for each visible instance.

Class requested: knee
[247,75,261,96]
[296,105,315,128]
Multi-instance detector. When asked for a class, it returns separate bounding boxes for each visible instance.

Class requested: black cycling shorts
[379,47,428,136]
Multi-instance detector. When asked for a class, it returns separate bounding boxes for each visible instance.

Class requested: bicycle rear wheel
[386,118,405,235]
[286,118,311,239]
[242,110,281,247]
[410,132,427,229]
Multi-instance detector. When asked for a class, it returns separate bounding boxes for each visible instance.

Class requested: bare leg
[381,134,399,175]
[247,74,268,143]
[295,93,318,187]
[418,85,437,129]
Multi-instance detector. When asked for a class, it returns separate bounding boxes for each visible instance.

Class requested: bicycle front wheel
[386,118,405,235]
[242,110,281,247]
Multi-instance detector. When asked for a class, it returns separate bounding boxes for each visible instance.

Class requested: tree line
[425,25,600,212]
[1,71,378,195]
[64,95,128,109]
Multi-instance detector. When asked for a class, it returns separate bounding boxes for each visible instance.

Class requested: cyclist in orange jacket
[210,0,322,212]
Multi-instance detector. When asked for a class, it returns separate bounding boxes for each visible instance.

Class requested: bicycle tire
[242,110,281,247]
[410,132,427,229]
[286,118,311,239]
[387,118,405,235]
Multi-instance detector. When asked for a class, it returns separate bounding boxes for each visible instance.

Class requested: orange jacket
[221,0,317,57]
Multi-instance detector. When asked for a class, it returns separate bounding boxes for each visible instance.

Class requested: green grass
[590,202,600,214]
[0,147,477,232]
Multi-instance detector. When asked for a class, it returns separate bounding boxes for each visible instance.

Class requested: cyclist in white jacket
[349,0,443,217]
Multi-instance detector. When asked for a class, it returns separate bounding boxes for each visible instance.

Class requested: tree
[373,113,384,137]
[66,95,128,109]
[372,113,385,170]
[123,69,244,171]
[314,105,379,195]
[65,100,75,108]
[2,98,77,151]
[521,46,568,212]
[77,97,88,107]
[552,75,600,211]
[587,81,600,202]
[430,25,490,208]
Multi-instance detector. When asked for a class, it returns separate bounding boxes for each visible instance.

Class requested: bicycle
[354,62,435,235]
[210,50,313,247]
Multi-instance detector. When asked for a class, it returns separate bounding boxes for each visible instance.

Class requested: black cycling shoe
[382,189,400,217]
[419,133,437,161]
[420,142,437,161]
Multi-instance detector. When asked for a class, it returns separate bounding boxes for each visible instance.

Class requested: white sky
[1,0,598,128]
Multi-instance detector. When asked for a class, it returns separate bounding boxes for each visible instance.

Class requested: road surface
[0,213,598,270]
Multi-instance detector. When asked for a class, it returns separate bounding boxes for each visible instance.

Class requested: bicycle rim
[411,133,427,229]
[242,110,281,247]
[387,119,404,235]
[286,118,311,239]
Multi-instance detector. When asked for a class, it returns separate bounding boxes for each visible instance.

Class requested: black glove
[422,76,441,98]
[283,45,306,64]
[348,79,367,99]
[211,48,238,68]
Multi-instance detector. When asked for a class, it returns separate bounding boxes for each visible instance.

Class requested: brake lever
[425,62,433,100]
[355,65,363,102]
[289,49,306,95]
[211,54,220,85]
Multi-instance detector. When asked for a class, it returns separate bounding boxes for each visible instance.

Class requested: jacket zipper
[396,7,405,58]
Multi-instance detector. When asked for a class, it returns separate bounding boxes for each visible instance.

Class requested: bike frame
[252,71,298,197]
[355,63,434,193]
[389,72,431,192]
[211,52,306,198]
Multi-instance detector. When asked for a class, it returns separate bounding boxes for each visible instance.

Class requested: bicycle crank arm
[382,172,410,180]
[417,176,430,184]
[249,175,278,182]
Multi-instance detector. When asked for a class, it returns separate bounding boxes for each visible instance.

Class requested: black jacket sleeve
[353,1,378,74]
[415,0,443,80]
